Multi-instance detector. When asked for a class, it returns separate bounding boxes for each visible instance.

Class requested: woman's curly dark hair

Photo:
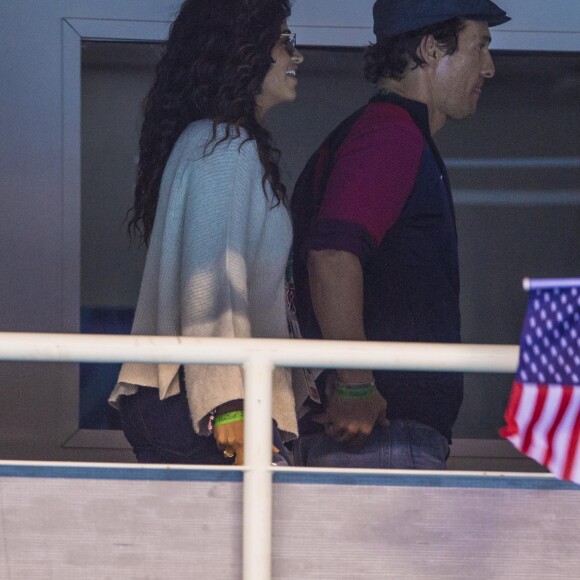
[364,18,465,84]
[129,0,291,244]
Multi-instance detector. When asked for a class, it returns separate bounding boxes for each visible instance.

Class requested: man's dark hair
[364,17,465,83]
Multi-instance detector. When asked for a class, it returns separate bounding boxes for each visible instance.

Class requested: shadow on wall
[80,307,134,429]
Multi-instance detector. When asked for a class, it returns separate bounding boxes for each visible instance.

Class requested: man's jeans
[292,419,449,469]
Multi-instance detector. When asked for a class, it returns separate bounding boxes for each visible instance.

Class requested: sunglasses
[280,32,297,55]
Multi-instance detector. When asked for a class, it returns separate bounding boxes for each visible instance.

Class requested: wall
[1,463,579,579]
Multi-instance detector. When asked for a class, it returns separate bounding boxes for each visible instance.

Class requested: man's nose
[482,52,495,79]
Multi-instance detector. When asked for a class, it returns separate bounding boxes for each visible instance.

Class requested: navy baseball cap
[373,0,511,39]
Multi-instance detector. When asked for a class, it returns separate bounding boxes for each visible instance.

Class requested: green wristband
[213,410,245,427]
[331,372,377,400]
[334,384,376,399]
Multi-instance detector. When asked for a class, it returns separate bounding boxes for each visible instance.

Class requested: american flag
[500,279,580,484]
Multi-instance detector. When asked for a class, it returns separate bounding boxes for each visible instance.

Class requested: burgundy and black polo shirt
[291,93,463,442]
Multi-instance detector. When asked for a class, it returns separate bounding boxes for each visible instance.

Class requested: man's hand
[307,249,388,447]
[312,382,388,448]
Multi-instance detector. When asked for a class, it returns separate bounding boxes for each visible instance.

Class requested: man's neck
[378,77,446,135]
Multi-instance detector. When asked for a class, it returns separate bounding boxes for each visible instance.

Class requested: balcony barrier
[0,331,520,580]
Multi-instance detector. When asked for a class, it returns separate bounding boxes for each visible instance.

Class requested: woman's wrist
[213,410,245,427]
[208,399,244,432]
[214,399,244,415]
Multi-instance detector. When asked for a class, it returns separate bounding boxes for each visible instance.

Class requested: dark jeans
[292,419,449,469]
[119,382,289,465]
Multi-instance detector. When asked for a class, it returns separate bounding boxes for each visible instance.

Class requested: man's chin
[450,107,477,120]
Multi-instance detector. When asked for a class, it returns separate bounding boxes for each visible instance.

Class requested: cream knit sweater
[109,120,299,440]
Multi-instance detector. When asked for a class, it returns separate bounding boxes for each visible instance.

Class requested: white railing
[0,332,519,580]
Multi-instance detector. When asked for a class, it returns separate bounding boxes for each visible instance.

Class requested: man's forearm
[307,249,373,384]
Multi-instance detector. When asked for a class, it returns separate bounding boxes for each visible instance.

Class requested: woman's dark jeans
[119,381,289,465]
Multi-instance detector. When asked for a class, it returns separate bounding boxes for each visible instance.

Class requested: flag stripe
[548,388,580,482]
[563,394,580,480]
[544,387,572,466]
[571,439,580,484]
[499,381,523,440]
[525,385,562,465]
[512,384,542,451]
[521,384,548,454]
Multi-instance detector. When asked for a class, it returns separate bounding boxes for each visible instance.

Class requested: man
[291,0,511,468]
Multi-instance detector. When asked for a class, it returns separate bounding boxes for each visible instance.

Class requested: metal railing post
[242,357,274,580]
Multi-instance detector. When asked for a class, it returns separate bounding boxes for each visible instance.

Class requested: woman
[109,0,304,466]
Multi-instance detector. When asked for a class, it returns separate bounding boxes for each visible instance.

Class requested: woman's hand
[214,422,282,465]
[214,419,245,465]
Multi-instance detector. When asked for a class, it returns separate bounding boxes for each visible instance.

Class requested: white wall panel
[0,463,578,579]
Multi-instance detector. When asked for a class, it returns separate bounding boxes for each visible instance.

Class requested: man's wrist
[336,369,374,385]
[331,372,378,400]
